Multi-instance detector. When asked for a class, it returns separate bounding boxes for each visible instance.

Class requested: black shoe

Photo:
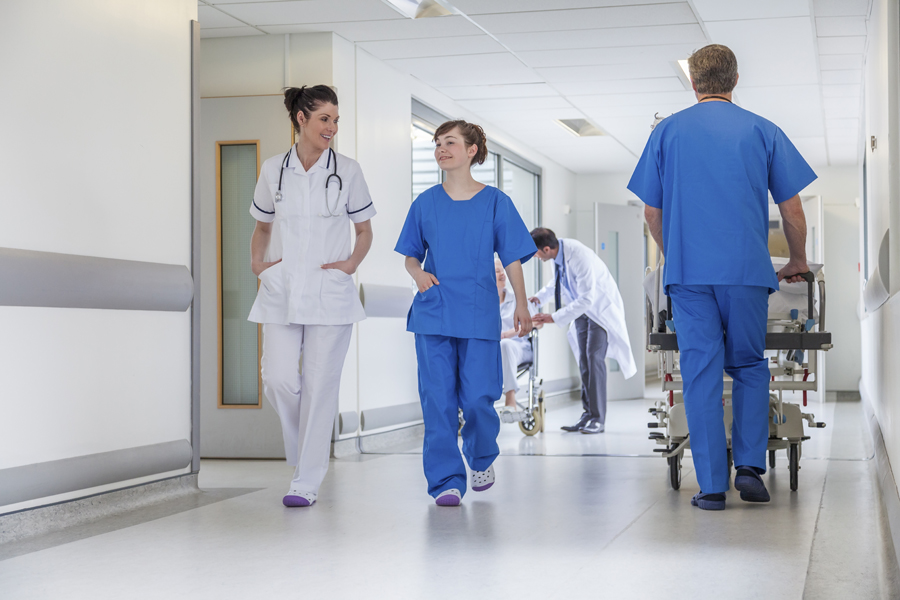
[579,419,605,434]
[561,413,591,432]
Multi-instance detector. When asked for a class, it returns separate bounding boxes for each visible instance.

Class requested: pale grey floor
[0,393,896,599]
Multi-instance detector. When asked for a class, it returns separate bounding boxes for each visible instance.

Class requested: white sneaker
[435,489,462,506]
[471,464,495,492]
[283,489,316,507]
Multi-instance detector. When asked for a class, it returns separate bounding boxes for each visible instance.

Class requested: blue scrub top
[395,184,537,341]
[627,101,817,293]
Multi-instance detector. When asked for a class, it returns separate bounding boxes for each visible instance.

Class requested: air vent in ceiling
[555,119,604,137]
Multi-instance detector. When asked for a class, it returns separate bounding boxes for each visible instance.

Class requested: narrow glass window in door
[218,142,262,407]
[501,159,539,292]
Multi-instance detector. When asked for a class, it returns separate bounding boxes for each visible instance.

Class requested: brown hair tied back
[433,120,489,166]
[283,85,339,133]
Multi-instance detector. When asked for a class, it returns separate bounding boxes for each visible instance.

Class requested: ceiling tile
[737,84,825,139]
[789,137,828,167]
[438,83,558,100]
[555,77,687,96]
[817,36,867,54]
[826,117,859,129]
[199,26,264,38]
[458,96,573,112]
[453,0,678,15]
[583,103,691,119]
[815,16,867,37]
[569,90,696,108]
[517,43,699,69]
[496,24,707,52]
[813,0,870,17]
[820,70,863,84]
[260,16,482,40]
[692,0,809,21]
[470,3,696,35]
[198,5,246,28]
[357,35,503,61]
[824,96,861,117]
[386,53,542,87]
[220,0,401,25]
[818,54,864,70]
[822,84,862,98]
[537,63,676,84]
[705,18,818,87]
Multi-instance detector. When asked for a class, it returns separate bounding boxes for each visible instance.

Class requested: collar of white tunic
[289,145,332,176]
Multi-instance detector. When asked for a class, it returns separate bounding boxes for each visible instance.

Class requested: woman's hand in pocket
[321,260,356,275]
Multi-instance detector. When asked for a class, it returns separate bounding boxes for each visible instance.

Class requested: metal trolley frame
[645,269,832,491]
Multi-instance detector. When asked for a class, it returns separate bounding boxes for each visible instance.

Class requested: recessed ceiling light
[555,118,604,137]
[382,0,457,19]
[677,59,691,81]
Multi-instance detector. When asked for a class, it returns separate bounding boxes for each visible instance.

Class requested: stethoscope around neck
[274,146,344,217]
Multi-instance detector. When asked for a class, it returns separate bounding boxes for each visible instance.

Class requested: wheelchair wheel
[538,393,546,433]
[789,443,799,491]
[458,408,464,436]
[518,406,542,436]
[769,449,776,469]
[726,448,733,480]
[668,453,682,490]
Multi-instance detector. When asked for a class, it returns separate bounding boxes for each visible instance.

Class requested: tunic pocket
[412,284,442,326]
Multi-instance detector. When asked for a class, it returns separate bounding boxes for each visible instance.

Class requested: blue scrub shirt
[395,184,537,341]
[627,101,817,293]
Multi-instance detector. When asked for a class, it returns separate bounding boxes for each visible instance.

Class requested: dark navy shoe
[561,412,591,432]
[734,466,770,503]
[691,492,726,511]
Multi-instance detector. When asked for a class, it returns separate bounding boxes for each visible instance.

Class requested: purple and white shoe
[283,490,316,507]
[435,489,461,506]
[471,465,495,492]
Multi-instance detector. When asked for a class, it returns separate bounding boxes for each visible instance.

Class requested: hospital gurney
[644,263,832,492]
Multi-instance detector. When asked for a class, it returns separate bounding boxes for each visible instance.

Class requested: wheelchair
[458,330,545,436]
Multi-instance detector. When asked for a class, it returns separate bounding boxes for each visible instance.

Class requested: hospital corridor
[1,1,898,599]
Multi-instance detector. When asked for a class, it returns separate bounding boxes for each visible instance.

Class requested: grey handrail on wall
[0,247,193,311]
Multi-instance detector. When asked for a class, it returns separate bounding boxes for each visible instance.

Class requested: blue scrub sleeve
[394,199,426,261]
[768,127,817,203]
[627,131,663,209]
[494,194,538,267]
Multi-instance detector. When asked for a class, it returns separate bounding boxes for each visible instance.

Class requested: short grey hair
[687,44,738,95]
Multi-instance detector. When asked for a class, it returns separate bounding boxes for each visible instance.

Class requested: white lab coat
[248,147,376,325]
[534,238,636,379]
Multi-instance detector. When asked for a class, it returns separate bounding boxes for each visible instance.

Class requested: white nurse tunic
[248,146,376,325]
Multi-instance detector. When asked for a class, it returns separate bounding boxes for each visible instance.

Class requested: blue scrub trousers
[415,334,502,497]
[669,285,770,494]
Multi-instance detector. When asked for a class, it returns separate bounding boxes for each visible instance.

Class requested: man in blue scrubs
[628,44,815,510]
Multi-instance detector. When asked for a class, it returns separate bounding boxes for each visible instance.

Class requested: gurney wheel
[519,407,542,437]
[769,450,776,469]
[789,444,799,491]
[668,454,682,490]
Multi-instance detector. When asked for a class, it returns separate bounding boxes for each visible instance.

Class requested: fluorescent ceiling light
[677,59,691,81]
[383,0,456,19]
[555,118,604,138]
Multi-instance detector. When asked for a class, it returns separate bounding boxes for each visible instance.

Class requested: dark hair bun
[283,85,339,132]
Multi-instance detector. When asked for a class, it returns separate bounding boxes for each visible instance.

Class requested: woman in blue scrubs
[395,120,536,506]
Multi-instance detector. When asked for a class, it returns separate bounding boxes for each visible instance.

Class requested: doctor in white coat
[530,228,635,433]
[249,85,376,507]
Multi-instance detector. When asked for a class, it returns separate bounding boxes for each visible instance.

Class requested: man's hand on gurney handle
[777,260,810,284]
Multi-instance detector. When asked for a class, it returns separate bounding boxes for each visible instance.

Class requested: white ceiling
[197,0,872,173]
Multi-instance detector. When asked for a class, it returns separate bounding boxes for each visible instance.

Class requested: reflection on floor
[0,397,897,599]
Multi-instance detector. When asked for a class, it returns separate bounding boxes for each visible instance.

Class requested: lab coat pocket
[258,262,284,293]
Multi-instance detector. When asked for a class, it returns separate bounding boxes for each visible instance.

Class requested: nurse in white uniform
[248,85,376,507]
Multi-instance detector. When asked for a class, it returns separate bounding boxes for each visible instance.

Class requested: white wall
[199,33,579,441]
[0,0,196,511]
[860,0,900,477]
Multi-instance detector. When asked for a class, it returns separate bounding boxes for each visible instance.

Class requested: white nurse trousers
[261,323,352,497]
